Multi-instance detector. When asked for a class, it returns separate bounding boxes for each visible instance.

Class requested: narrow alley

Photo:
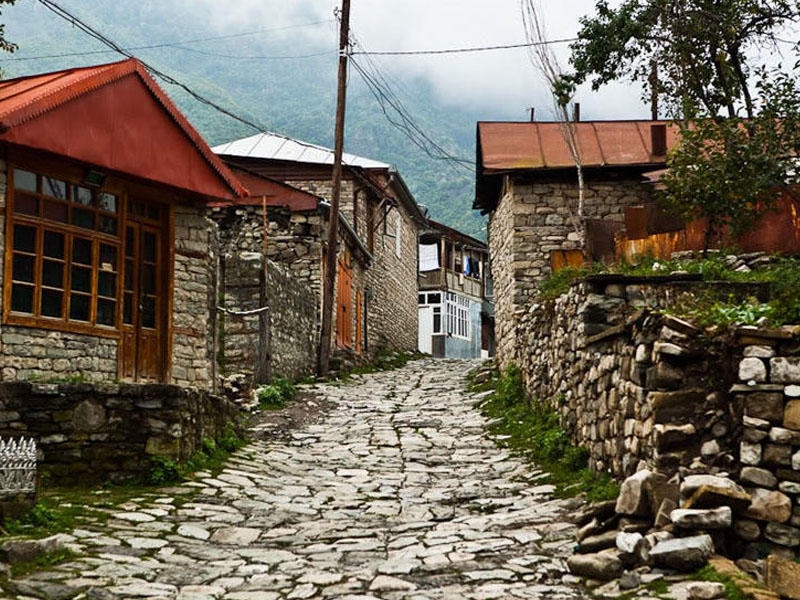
[3,360,587,600]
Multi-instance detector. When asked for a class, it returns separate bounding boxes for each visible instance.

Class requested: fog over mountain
[0,0,649,238]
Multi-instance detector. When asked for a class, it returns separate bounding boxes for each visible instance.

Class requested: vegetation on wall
[536,254,800,328]
[470,364,619,501]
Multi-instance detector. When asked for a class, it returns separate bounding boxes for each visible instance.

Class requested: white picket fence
[0,437,37,495]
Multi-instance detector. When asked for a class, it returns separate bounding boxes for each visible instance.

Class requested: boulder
[567,551,623,581]
[577,529,618,553]
[740,467,777,489]
[733,519,761,541]
[744,488,792,523]
[766,554,800,600]
[744,392,784,423]
[670,506,732,530]
[686,581,726,599]
[764,522,800,547]
[681,475,744,498]
[616,531,643,555]
[0,534,66,564]
[616,469,654,517]
[635,531,674,566]
[649,534,714,571]
[682,484,751,513]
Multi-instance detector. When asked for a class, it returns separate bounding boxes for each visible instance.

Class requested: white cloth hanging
[419,243,440,272]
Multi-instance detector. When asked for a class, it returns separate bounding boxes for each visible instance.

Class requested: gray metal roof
[212,132,390,169]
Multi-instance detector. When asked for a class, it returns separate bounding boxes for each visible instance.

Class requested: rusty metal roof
[477,120,679,172]
[0,59,248,200]
[208,166,321,212]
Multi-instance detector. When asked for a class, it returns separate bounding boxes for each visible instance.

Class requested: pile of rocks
[567,469,755,591]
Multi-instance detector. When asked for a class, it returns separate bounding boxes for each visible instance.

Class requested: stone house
[418,219,493,358]
[0,58,249,390]
[213,133,428,363]
[473,120,678,367]
[208,167,370,381]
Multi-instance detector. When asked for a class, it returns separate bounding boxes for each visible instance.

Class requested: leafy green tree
[659,71,800,252]
[0,0,16,54]
[565,0,800,118]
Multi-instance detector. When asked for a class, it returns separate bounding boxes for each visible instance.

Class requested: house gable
[0,59,246,201]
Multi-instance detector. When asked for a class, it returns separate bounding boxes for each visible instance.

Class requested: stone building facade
[474,120,677,367]
[213,134,428,362]
[0,59,248,391]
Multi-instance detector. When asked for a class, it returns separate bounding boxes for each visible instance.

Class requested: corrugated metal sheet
[0,59,247,201]
[477,120,680,172]
[209,168,320,212]
[617,195,800,259]
[213,132,390,169]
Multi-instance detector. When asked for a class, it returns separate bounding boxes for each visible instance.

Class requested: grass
[9,547,80,577]
[4,421,246,539]
[691,565,748,600]
[536,254,800,327]
[333,350,425,382]
[473,364,619,502]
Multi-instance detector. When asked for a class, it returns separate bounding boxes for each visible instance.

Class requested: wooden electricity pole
[318,0,351,376]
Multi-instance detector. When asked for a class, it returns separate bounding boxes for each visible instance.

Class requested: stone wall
[488,176,656,369]
[220,252,318,384]
[366,205,420,354]
[0,382,238,485]
[519,275,769,477]
[171,204,220,390]
[730,329,800,555]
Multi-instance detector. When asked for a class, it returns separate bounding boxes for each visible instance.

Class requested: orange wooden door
[336,259,353,349]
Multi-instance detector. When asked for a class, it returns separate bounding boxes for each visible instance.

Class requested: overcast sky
[190,0,651,120]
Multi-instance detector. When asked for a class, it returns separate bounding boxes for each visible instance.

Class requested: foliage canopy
[566,0,800,118]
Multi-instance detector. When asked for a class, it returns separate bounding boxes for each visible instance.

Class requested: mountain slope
[1,1,523,239]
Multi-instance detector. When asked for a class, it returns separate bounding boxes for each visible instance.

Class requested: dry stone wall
[730,329,800,555]
[0,382,238,485]
[519,275,769,478]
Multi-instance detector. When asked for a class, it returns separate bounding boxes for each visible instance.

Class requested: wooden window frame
[2,164,164,340]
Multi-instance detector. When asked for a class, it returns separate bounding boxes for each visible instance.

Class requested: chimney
[651,123,667,157]
[573,102,581,122]
[529,107,535,122]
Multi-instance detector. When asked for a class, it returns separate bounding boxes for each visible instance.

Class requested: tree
[659,71,800,252]
[565,0,800,118]
[0,0,16,54]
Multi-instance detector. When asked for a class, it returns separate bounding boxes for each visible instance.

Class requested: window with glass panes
[6,168,121,331]
[445,292,470,340]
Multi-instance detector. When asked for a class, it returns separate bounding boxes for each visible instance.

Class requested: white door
[418,306,433,354]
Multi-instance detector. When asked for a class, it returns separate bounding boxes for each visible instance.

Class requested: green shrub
[147,455,180,485]
[255,378,296,410]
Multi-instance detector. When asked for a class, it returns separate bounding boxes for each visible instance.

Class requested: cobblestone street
[3,359,587,600]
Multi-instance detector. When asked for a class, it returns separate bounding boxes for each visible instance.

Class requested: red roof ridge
[0,58,248,199]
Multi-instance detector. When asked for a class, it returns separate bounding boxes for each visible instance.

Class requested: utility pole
[318,0,351,376]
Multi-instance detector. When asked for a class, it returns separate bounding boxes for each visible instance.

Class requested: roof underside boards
[0,59,247,201]
[477,120,679,172]
[208,167,321,212]
[212,132,390,169]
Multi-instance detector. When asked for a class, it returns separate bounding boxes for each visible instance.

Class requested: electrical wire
[351,38,577,56]
[349,35,474,176]
[3,20,336,62]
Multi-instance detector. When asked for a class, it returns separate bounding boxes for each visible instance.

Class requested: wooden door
[120,199,167,382]
[336,258,353,349]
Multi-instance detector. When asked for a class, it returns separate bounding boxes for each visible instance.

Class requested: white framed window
[445,292,470,340]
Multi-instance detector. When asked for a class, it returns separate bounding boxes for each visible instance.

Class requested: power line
[349,36,474,176]
[351,38,577,56]
[3,19,335,62]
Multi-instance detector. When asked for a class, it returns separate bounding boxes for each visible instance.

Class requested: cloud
[181,0,649,119]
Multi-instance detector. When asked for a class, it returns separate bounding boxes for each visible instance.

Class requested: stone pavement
[2,359,588,600]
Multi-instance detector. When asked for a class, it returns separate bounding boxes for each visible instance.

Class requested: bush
[255,378,296,410]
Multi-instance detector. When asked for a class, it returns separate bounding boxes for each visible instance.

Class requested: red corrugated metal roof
[208,167,320,212]
[478,120,679,172]
[0,58,247,200]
